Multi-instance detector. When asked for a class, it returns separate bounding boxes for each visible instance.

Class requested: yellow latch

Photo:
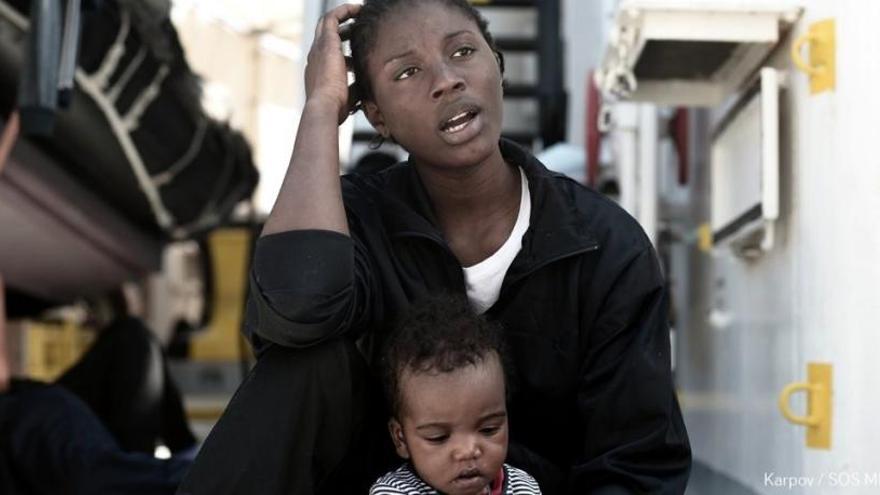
[778,362,833,449]
[790,19,835,94]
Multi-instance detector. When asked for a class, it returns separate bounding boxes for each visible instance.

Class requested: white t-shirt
[462,167,530,314]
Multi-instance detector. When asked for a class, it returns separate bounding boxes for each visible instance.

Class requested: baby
[370,295,541,495]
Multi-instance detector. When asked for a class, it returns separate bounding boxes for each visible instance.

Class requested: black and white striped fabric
[369,463,542,494]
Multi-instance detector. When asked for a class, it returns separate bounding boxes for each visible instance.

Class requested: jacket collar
[379,139,599,269]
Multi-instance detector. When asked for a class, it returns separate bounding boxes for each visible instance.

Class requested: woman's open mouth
[436,104,485,146]
[440,109,479,134]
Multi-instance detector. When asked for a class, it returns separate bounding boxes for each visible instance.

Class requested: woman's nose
[431,65,465,100]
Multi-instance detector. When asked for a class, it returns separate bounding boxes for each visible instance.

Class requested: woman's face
[363,2,504,170]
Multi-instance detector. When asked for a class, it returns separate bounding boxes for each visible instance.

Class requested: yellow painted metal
[697,223,713,253]
[790,19,835,94]
[189,227,252,362]
[24,321,95,381]
[778,362,833,449]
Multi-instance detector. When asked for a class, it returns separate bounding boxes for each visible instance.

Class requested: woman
[180,2,690,494]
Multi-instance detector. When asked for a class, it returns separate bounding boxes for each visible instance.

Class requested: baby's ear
[388,419,410,459]
[363,101,388,138]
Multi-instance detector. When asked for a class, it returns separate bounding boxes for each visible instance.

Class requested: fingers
[316,3,362,38]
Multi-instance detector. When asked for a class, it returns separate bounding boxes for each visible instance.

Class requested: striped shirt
[369,463,542,494]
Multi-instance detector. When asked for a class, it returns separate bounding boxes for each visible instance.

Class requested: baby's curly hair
[382,293,508,418]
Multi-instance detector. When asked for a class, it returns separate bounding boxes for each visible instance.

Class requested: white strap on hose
[92,9,130,90]
[107,45,147,102]
[122,64,169,132]
[152,117,208,187]
[77,69,175,229]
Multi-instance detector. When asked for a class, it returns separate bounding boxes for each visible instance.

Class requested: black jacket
[247,140,691,494]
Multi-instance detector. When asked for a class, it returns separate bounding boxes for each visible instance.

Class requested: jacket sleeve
[243,227,377,351]
[572,245,691,494]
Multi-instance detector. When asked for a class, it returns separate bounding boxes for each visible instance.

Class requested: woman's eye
[452,46,476,58]
[395,67,419,80]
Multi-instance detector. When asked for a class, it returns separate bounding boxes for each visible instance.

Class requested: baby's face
[391,353,508,495]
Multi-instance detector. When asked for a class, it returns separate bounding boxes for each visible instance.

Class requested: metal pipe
[638,103,658,246]
[537,0,565,147]
[58,0,81,106]
[18,0,62,135]
[612,103,638,217]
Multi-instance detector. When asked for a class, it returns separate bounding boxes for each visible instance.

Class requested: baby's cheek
[485,439,508,469]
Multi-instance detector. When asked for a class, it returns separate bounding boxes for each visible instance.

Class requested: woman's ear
[364,100,388,138]
[388,419,410,459]
[493,50,505,76]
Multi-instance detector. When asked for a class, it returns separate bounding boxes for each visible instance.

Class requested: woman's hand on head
[305,3,362,125]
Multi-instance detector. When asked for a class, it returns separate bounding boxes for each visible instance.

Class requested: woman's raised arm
[261,3,361,237]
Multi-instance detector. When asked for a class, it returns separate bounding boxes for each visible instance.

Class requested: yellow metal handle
[791,33,821,76]
[778,382,821,426]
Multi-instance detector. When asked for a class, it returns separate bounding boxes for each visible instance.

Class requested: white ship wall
[646,1,880,493]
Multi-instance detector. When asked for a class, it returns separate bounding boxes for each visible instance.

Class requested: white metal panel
[638,104,658,245]
[796,0,880,486]
[709,67,779,254]
[611,103,640,216]
[669,0,880,493]
[710,93,762,231]
[759,68,779,222]
[640,9,779,42]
